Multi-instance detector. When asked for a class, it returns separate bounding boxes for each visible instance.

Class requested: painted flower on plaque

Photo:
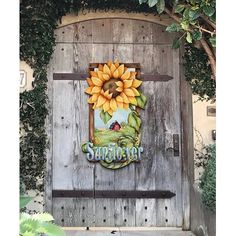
[82,61,147,170]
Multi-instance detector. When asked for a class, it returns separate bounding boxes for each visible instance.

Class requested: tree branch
[164,7,216,80]
[200,15,216,30]
[200,39,216,80]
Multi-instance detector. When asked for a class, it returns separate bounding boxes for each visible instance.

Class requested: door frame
[45,11,194,230]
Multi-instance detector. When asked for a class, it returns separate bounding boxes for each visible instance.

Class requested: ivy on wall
[20,0,216,192]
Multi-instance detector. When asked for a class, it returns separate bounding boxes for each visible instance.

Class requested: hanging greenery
[184,44,216,101]
[20,0,215,192]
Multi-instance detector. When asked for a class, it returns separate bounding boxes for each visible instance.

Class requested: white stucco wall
[192,95,216,182]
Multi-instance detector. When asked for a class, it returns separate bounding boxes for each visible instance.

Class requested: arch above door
[57,10,174,29]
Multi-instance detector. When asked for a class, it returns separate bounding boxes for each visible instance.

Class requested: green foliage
[128,111,141,132]
[100,110,112,124]
[184,44,216,101]
[200,144,216,212]
[136,93,147,109]
[20,196,65,236]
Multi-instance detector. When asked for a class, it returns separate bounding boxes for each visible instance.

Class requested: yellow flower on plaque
[85,61,143,116]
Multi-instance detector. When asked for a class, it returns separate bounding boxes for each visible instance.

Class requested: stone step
[64,228,196,236]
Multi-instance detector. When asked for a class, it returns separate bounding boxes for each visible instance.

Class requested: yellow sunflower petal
[90,71,98,77]
[121,70,131,80]
[116,95,123,103]
[91,93,99,102]
[91,77,103,86]
[110,63,117,74]
[129,72,137,80]
[107,60,112,67]
[97,95,107,107]
[131,87,140,96]
[116,87,123,92]
[85,86,93,95]
[128,96,138,105]
[102,73,110,81]
[123,79,133,89]
[117,102,124,108]
[92,103,97,109]
[123,103,129,110]
[132,78,142,88]
[104,90,112,100]
[87,78,93,86]
[113,69,119,79]
[114,60,120,68]
[108,109,113,116]
[97,71,104,80]
[110,98,118,112]
[118,64,125,77]
[124,88,135,97]
[88,97,94,104]
[121,92,129,103]
[91,86,101,94]
[98,64,103,71]
[103,100,110,112]
[103,64,111,77]
[115,81,123,87]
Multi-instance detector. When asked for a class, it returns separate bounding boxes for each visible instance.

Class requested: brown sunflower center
[103,78,120,98]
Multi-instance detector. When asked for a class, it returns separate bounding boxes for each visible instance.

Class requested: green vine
[184,44,216,102]
[20,0,215,192]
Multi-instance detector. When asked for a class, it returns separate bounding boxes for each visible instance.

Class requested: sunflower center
[103,78,120,98]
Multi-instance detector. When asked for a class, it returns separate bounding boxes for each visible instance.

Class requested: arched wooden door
[46,17,191,228]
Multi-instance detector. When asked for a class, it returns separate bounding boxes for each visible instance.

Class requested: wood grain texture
[47,17,190,228]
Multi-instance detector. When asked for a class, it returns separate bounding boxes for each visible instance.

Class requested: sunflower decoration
[85,61,147,123]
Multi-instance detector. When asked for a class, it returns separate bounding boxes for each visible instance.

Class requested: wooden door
[47,18,186,227]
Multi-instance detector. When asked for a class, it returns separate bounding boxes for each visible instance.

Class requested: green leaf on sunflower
[36,222,65,236]
[128,112,141,132]
[156,0,165,14]
[136,93,147,109]
[32,213,54,222]
[100,110,112,124]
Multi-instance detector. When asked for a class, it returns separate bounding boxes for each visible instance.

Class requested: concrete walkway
[64,228,195,236]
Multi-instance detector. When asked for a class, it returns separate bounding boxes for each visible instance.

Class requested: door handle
[165,134,180,156]
[173,134,180,156]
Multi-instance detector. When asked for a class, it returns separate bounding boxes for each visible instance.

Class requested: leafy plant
[199,144,216,212]
[20,196,65,236]
[138,0,216,79]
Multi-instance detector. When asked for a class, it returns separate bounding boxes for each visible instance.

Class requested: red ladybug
[109,121,121,131]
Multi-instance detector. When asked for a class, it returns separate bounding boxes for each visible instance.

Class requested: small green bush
[200,144,216,212]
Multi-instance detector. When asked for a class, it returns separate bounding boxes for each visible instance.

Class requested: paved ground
[64,228,195,236]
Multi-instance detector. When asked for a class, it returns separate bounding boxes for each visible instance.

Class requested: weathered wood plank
[112,19,133,43]
[133,20,153,43]
[53,198,95,227]
[92,19,112,43]
[180,44,193,230]
[135,82,157,227]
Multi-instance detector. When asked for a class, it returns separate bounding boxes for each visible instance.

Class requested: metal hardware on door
[173,134,180,156]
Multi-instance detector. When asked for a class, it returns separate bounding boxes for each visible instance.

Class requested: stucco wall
[192,95,216,182]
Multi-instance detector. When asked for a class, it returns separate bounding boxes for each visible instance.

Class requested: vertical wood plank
[112,19,133,43]
[180,44,193,230]
[133,20,153,43]
[73,21,93,43]
[135,83,157,227]
[92,19,112,43]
